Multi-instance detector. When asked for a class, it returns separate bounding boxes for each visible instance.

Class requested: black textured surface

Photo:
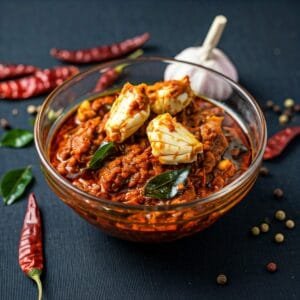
[0,1,299,299]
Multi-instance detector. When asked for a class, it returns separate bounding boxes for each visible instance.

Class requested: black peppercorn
[259,166,269,176]
[216,274,227,285]
[0,118,11,130]
[273,188,284,198]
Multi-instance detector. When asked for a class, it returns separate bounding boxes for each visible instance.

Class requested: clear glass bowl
[34,57,267,242]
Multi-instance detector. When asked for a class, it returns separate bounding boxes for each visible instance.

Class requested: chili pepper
[50,32,150,64]
[263,126,300,160]
[93,49,143,93]
[0,66,79,99]
[0,63,38,80]
[19,193,43,300]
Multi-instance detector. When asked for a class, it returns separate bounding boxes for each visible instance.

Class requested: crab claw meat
[147,113,203,164]
[105,83,150,142]
[147,76,194,115]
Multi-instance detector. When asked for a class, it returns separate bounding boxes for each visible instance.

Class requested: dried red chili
[93,49,143,93]
[19,193,43,300]
[0,63,38,80]
[93,68,122,93]
[263,126,300,160]
[0,66,79,99]
[50,32,150,64]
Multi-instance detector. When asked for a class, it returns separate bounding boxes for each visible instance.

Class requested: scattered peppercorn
[27,105,38,115]
[285,219,295,229]
[283,109,293,118]
[274,233,285,243]
[216,274,227,285]
[266,100,274,108]
[275,210,286,221]
[284,98,294,108]
[12,108,19,116]
[251,226,260,236]
[273,188,284,198]
[260,223,270,233]
[266,262,277,273]
[279,114,288,125]
[294,104,300,113]
[0,118,11,130]
[273,105,281,113]
[259,166,269,176]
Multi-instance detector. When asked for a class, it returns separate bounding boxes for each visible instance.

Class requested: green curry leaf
[88,142,116,170]
[0,166,33,205]
[0,129,34,148]
[144,168,190,200]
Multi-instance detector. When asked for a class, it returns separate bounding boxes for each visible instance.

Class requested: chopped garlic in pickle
[147,76,194,115]
[147,113,203,164]
[105,83,150,142]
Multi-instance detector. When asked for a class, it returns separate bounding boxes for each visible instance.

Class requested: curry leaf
[0,129,34,148]
[88,142,116,170]
[144,168,190,199]
[0,166,33,205]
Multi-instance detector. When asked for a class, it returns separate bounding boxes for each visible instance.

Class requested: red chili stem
[19,193,43,300]
[0,64,38,80]
[263,126,300,160]
[50,32,150,64]
[0,66,79,100]
[93,49,144,93]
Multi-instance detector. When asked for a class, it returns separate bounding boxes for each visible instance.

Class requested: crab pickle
[105,83,150,143]
[147,113,203,164]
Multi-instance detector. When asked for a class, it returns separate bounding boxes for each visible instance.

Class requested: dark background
[0,0,299,299]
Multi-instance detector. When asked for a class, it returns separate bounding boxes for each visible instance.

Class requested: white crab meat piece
[147,76,194,115]
[105,83,150,142]
[147,113,203,165]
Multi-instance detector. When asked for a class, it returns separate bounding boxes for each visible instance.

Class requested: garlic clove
[105,83,150,142]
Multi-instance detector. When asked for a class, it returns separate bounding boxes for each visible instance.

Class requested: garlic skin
[147,76,194,115]
[105,83,150,142]
[164,47,238,101]
[147,113,203,165]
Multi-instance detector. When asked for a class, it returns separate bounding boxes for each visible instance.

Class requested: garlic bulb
[147,76,194,115]
[164,15,238,101]
[147,113,203,164]
[105,83,150,142]
[164,46,238,101]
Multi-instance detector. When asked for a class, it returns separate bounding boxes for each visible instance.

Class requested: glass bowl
[34,57,267,242]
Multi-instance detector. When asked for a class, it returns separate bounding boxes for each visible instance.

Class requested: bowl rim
[34,56,267,211]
